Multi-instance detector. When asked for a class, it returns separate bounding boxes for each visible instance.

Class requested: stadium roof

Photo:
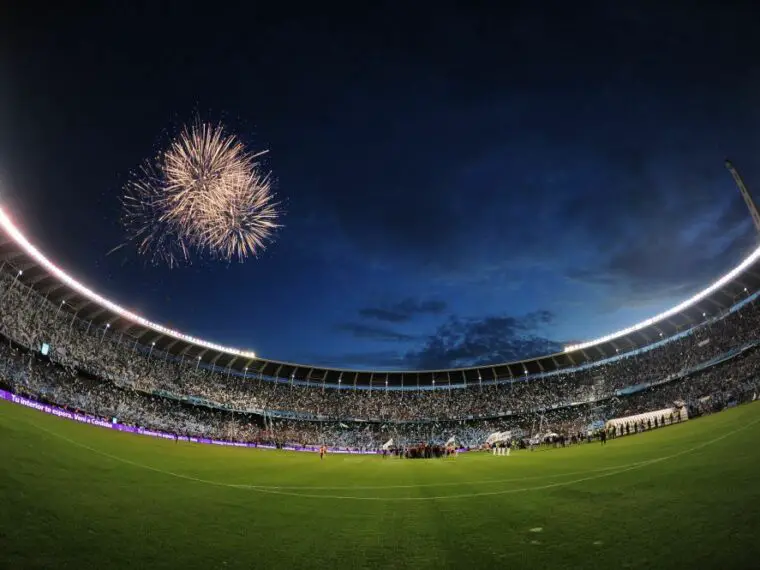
[1,205,759,388]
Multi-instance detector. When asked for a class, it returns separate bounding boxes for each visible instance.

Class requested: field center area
[1,399,759,569]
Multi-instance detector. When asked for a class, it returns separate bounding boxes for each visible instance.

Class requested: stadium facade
[1,205,759,389]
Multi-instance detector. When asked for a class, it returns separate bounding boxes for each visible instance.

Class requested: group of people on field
[491,440,512,456]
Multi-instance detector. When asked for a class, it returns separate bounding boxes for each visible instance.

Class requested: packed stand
[1,272,760,426]
[1,333,759,450]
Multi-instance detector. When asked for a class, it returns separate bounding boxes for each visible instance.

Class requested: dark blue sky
[1,2,760,370]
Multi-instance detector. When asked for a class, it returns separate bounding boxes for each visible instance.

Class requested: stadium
[7,4,760,568]
[2,200,760,569]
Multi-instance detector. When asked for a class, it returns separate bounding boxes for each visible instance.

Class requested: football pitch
[1,400,759,569]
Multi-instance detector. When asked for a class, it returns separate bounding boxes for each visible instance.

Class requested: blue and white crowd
[1,271,759,450]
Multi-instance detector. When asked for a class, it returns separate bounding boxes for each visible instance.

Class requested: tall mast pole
[726,159,760,234]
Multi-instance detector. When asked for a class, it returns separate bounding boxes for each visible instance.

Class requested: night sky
[2,2,760,370]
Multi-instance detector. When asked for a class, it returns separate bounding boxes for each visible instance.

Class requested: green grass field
[1,400,759,570]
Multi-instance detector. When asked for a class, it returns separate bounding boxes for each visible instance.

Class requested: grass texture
[1,399,759,569]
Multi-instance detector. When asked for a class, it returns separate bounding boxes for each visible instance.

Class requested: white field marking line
[3,409,654,490]
[16,415,634,491]
[227,416,760,500]
[225,462,656,490]
[21,414,655,490]
[21,414,760,502]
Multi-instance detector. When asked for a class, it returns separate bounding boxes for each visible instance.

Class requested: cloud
[404,310,561,369]
[298,65,760,296]
[567,196,757,307]
[358,298,447,323]
[330,310,560,370]
[554,134,760,306]
[334,322,417,342]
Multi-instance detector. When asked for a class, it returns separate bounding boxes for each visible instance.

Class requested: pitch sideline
[13,409,760,501]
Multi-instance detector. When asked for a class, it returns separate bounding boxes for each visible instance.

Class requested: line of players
[491,440,512,456]
[319,443,460,460]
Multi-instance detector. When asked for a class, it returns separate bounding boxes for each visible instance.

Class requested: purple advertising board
[0,388,382,454]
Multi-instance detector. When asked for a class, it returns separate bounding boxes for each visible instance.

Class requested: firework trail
[118,120,281,266]
[121,162,192,268]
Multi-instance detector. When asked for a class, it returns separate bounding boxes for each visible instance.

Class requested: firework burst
[198,168,280,261]
[121,162,192,268]
[118,120,281,266]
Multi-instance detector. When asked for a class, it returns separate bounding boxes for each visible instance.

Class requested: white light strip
[1,204,758,366]
[0,207,257,359]
[564,243,760,353]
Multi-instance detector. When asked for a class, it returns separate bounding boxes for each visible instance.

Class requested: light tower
[725,159,760,234]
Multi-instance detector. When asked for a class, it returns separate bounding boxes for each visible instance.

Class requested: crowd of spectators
[1,271,759,449]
